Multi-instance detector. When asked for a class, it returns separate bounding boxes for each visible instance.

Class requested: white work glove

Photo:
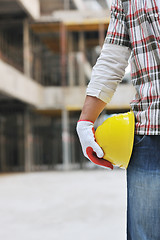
[76,120,113,170]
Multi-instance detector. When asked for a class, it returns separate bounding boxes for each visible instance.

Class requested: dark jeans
[127,135,160,240]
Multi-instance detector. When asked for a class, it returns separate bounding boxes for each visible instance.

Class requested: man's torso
[122,0,160,134]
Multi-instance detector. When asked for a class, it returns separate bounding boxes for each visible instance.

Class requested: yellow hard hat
[95,111,135,169]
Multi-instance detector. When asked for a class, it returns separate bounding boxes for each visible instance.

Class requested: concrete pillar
[68,52,75,86]
[24,109,33,172]
[62,109,71,170]
[0,117,6,172]
[17,114,25,169]
[68,32,75,86]
[78,31,85,86]
[60,23,67,86]
[23,19,31,78]
[99,23,105,48]
[64,0,70,10]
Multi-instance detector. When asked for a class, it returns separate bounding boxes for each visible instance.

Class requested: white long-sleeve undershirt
[86,43,131,103]
[156,0,160,10]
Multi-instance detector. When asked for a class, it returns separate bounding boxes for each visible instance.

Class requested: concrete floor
[0,169,127,240]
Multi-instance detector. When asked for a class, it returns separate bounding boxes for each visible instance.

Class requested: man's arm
[76,45,131,169]
[77,46,131,169]
[76,0,131,169]
[79,96,106,123]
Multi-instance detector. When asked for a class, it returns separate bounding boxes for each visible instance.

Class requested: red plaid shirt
[106,0,160,135]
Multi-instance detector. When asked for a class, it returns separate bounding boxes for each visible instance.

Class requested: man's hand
[76,120,113,170]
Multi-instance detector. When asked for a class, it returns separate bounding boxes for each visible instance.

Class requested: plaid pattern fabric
[106,0,160,135]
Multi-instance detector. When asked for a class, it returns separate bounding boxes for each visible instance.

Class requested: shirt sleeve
[86,0,131,103]
[105,0,131,48]
[86,43,131,103]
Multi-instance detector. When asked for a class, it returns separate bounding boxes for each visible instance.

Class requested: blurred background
[0,0,135,172]
[0,1,135,239]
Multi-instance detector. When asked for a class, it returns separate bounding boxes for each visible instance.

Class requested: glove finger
[86,147,113,170]
[92,142,104,158]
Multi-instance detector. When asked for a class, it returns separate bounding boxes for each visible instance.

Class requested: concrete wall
[0,59,44,107]
[41,86,86,110]
[41,85,136,110]
[17,0,40,19]
[107,84,136,110]
[0,59,136,110]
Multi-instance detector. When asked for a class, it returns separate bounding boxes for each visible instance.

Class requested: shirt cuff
[86,43,131,103]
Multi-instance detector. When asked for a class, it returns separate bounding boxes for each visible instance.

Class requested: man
[76,0,160,239]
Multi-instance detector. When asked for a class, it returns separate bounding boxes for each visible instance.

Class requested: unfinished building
[0,0,135,172]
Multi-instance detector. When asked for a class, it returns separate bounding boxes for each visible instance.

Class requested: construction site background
[0,0,135,172]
